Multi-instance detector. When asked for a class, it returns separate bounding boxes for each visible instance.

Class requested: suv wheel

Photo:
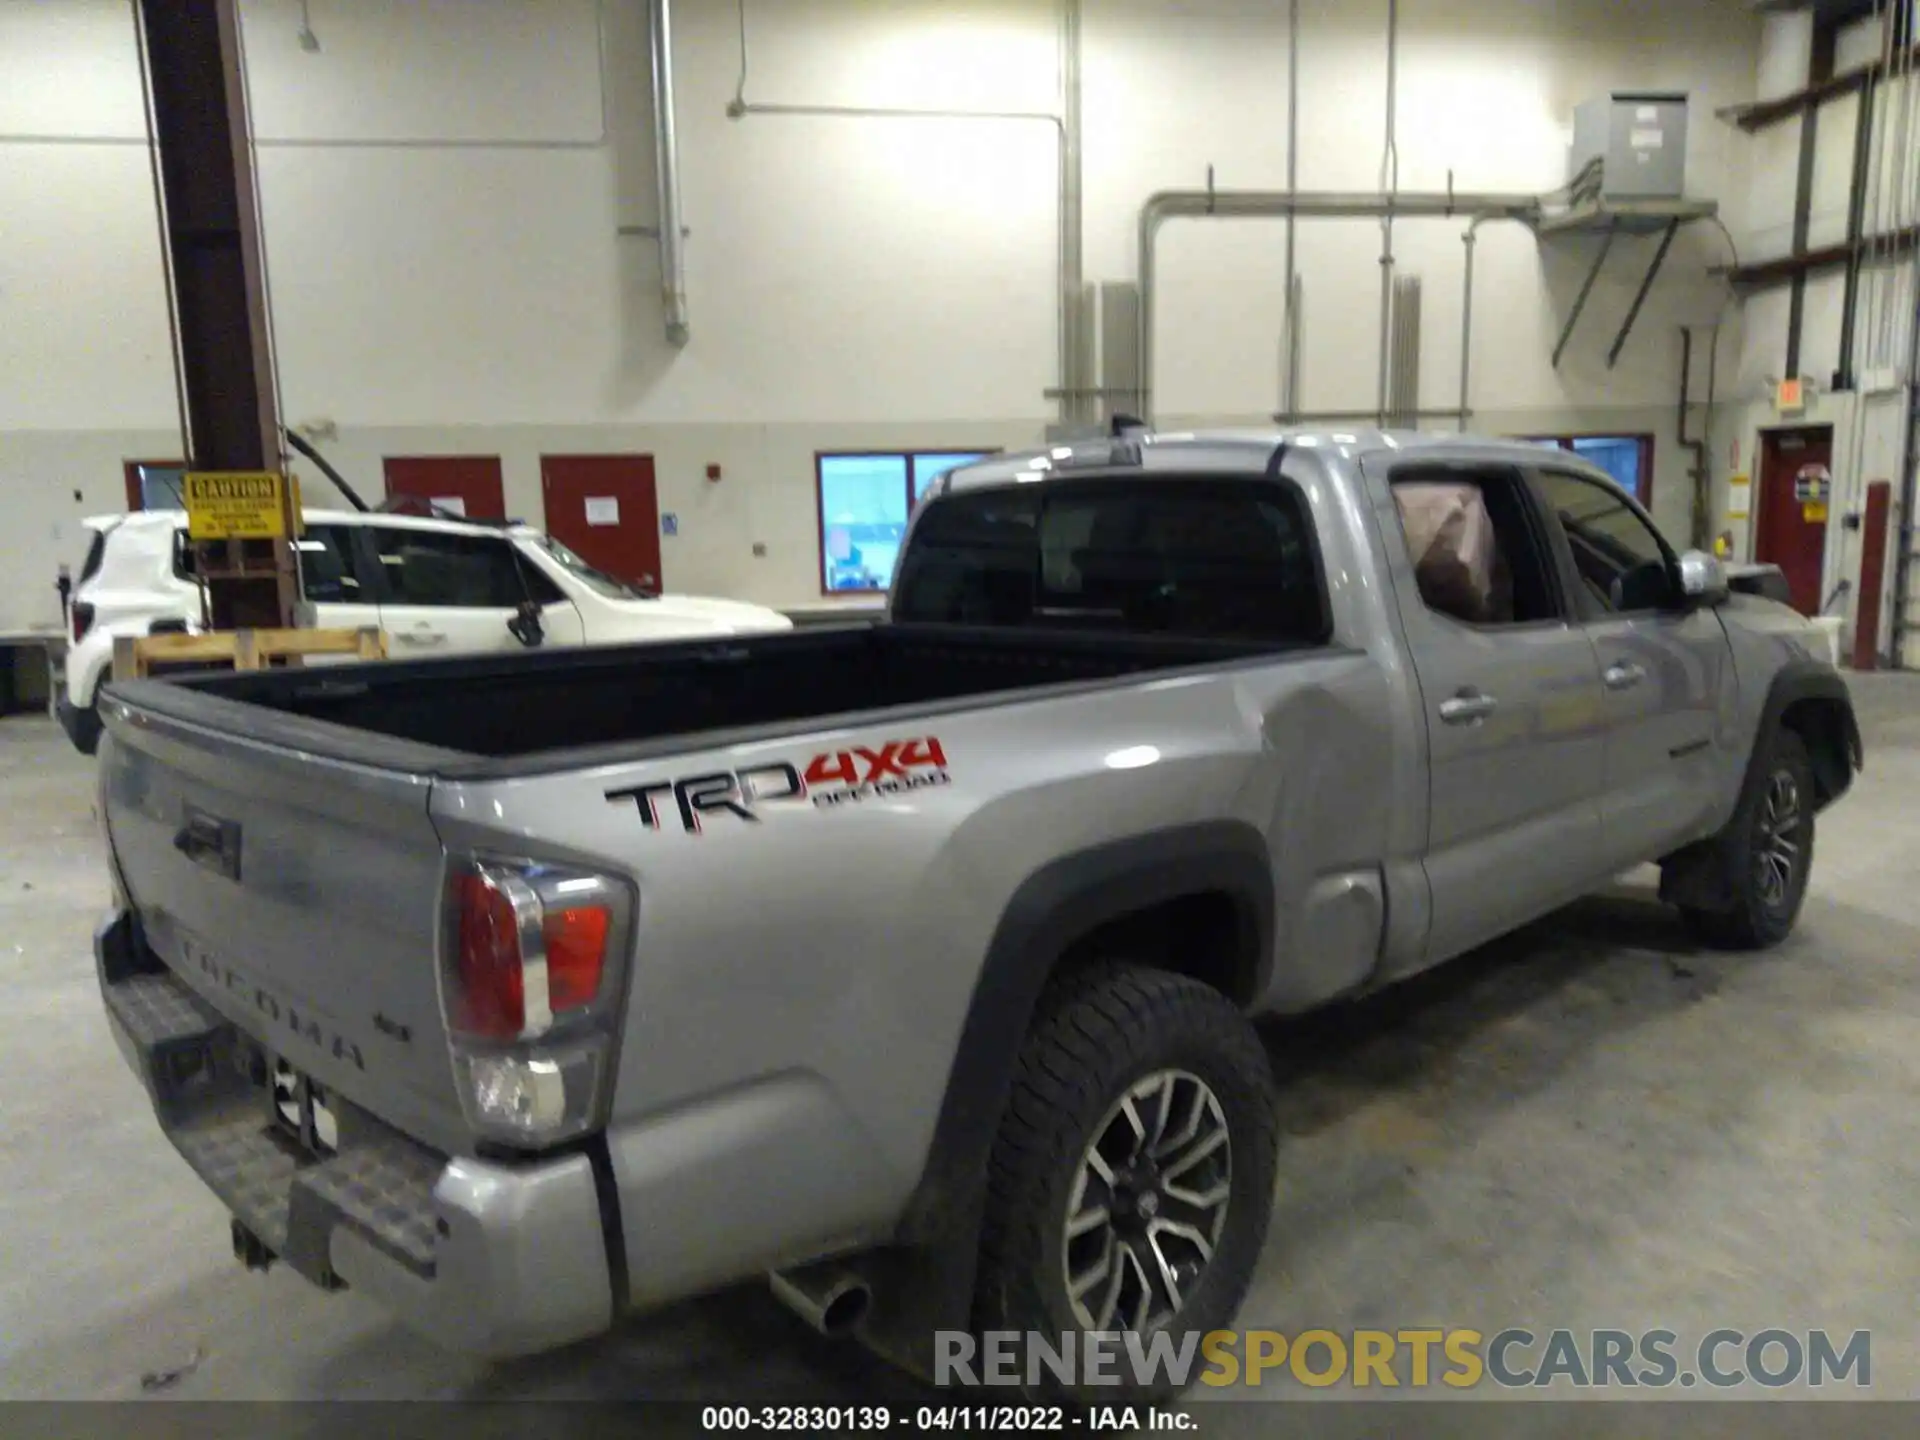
[974,964,1277,1405]
[1683,727,1816,950]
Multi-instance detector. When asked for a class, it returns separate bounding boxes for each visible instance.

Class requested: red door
[382,456,507,520]
[1754,427,1832,617]
[540,455,662,590]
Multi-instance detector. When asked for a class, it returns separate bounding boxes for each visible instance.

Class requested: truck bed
[121,623,1280,769]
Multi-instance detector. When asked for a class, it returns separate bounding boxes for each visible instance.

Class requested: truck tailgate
[99,693,469,1156]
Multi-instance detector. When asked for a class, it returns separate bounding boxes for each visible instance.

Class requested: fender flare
[1662,659,1861,911]
[1741,659,1862,809]
[855,821,1272,1373]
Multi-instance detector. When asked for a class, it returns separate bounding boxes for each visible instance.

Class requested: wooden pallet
[112,626,387,682]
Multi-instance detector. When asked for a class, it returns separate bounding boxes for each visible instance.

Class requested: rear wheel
[1682,728,1816,949]
[974,964,1277,1406]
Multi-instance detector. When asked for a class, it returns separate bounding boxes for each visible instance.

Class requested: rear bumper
[94,909,615,1358]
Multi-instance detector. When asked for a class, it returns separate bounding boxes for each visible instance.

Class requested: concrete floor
[4,682,1920,1415]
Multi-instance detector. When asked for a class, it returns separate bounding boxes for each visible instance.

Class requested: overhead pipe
[1138,187,1539,422]
[649,0,690,345]
[1280,0,1300,419]
[1376,0,1401,424]
[1061,0,1086,423]
[728,0,1083,421]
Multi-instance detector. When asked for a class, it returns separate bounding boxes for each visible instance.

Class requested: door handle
[397,629,448,645]
[1439,690,1498,725]
[1603,661,1646,690]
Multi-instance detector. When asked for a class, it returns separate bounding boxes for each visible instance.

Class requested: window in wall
[816,450,994,593]
[124,460,188,511]
[1517,434,1653,506]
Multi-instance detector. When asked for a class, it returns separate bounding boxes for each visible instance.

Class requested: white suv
[60,507,793,754]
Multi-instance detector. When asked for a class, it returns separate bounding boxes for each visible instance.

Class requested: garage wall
[1714,4,1920,667]
[0,0,1762,627]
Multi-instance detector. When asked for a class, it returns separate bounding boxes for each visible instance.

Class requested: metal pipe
[769,1266,872,1338]
[649,0,689,346]
[1677,328,1708,549]
[1376,0,1401,423]
[1281,0,1300,419]
[1061,0,1085,425]
[1136,187,1539,419]
[1276,406,1468,422]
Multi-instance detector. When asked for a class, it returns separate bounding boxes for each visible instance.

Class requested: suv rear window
[891,478,1327,644]
[78,531,107,585]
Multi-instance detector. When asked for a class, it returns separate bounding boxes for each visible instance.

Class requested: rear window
[79,531,107,585]
[891,478,1327,644]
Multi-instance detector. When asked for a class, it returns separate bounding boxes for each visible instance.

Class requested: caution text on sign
[184,472,293,540]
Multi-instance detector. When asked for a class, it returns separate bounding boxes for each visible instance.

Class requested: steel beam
[1606,220,1681,369]
[135,0,296,629]
[1552,221,1619,368]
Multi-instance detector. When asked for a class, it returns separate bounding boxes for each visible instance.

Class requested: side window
[171,530,198,582]
[371,529,526,608]
[1533,469,1674,615]
[1390,467,1561,627]
[294,526,361,605]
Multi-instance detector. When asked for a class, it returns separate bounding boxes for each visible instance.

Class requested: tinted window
[892,480,1327,644]
[172,531,197,582]
[1534,469,1673,614]
[79,532,107,585]
[294,525,362,604]
[371,529,526,608]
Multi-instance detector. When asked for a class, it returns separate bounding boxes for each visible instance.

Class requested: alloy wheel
[1063,1069,1232,1334]
[1754,768,1803,911]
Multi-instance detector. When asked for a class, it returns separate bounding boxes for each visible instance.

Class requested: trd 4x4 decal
[607,737,950,834]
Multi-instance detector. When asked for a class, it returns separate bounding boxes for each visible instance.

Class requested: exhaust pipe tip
[770,1266,872,1339]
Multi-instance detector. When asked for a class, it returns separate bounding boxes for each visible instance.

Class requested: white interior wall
[1717,5,1920,666]
[1,0,1763,628]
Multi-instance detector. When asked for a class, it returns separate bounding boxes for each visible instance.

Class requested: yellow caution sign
[184,471,294,540]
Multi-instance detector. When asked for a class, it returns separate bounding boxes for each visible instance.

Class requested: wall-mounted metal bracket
[1606,218,1681,368]
[1552,220,1620,368]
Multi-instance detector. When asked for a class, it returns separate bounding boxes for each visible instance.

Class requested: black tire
[974,964,1277,1406]
[1682,727,1816,950]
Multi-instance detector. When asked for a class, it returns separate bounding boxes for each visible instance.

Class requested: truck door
[1379,461,1612,966]
[1528,465,1733,869]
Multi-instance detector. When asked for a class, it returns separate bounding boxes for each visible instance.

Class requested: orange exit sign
[1776,377,1806,414]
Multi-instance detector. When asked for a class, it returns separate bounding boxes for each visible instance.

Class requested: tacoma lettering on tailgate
[607,736,950,835]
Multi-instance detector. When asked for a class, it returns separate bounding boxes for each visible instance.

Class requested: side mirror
[1676,549,1729,607]
[508,601,546,648]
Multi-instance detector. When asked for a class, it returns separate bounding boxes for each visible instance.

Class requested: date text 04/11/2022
[698,1405,1196,1432]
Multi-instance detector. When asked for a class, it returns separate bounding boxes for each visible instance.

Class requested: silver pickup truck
[93,428,1860,1403]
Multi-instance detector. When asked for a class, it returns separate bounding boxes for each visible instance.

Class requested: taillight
[450,863,616,1042]
[71,601,95,645]
[443,857,631,1147]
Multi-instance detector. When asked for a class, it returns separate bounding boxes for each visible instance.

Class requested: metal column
[135,0,296,630]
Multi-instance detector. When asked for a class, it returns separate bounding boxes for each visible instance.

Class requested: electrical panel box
[1570,92,1688,200]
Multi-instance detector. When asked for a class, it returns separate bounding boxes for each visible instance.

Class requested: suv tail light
[71,601,95,645]
[442,858,633,1146]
